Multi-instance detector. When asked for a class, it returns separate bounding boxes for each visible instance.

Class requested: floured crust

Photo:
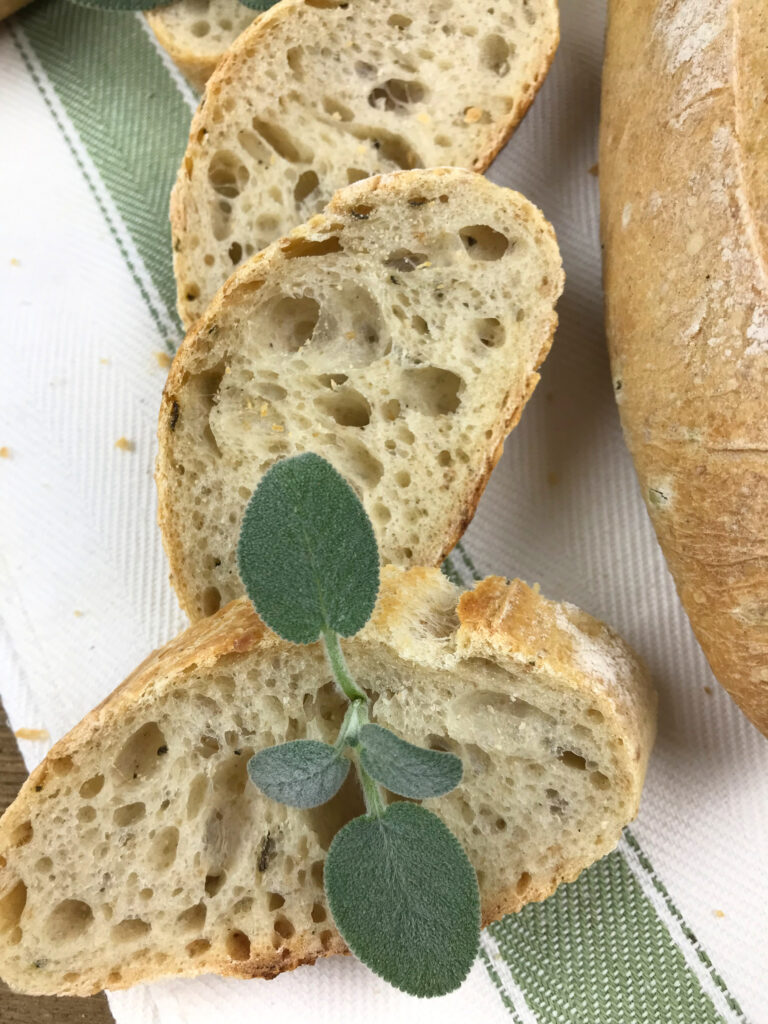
[0,567,655,995]
[600,0,768,734]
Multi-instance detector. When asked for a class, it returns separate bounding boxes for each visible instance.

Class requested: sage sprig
[238,453,480,997]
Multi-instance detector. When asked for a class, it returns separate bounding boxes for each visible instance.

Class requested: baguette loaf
[170,0,559,326]
[600,0,768,734]
[157,168,563,621]
[146,0,256,91]
[0,566,656,996]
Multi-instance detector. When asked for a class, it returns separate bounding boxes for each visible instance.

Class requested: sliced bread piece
[170,0,560,325]
[0,566,656,996]
[157,168,564,621]
[146,0,257,92]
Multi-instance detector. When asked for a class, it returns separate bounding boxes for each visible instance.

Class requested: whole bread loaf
[0,566,656,996]
[157,168,563,621]
[170,0,560,325]
[600,0,768,735]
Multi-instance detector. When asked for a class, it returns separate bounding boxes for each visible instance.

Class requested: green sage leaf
[238,0,278,9]
[237,453,379,644]
[247,740,349,809]
[359,724,462,799]
[325,802,480,997]
[66,0,173,10]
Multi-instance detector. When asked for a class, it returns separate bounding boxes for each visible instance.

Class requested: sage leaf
[247,740,349,809]
[66,0,173,9]
[237,453,379,644]
[239,0,279,8]
[359,724,463,799]
[325,802,480,997]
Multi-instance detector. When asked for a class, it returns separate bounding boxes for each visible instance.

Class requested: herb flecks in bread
[238,453,479,997]
[170,0,560,323]
[157,168,564,621]
[0,563,655,996]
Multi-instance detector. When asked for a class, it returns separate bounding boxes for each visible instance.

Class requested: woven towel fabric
[0,1,765,1022]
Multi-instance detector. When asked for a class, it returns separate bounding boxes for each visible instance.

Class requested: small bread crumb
[588,163,599,176]
[271,424,284,433]
[15,728,49,742]
[99,358,110,366]
[713,909,725,918]
[704,685,713,695]
[464,107,483,124]
[0,447,10,459]
[155,352,172,369]
[115,437,135,452]
[73,610,84,618]
[9,258,20,267]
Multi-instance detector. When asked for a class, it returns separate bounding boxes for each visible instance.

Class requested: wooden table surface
[0,700,113,1024]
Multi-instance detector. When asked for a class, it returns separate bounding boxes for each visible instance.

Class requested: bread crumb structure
[0,567,656,996]
[158,169,563,621]
[169,0,559,324]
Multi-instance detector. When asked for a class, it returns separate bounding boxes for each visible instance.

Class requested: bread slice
[157,168,563,621]
[170,0,560,326]
[0,566,656,996]
[146,0,257,92]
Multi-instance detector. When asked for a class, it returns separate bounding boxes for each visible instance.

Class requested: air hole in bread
[0,880,26,935]
[344,440,384,487]
[354,130,419,170]
[516,871,532,895]
[201,587,221,617]
[205,871,226,898]
[314,388,371,428]
[452,689,554,724]
[213,754,252,798]
[208,151,249,199]
[559,750,587,771]
[368,78,427,113]
[226,929,251,960]
[346,168,369,184]
[52,756,73,777]
[382,398,401,421]
[113,802,146,827]
[294,169,320,204]
[317,373,348,389]
[251,119,304,163]
[9,822,32,848]
[268,296,320,352]
[388,12,411,28]
[459,224,509,260]
[286,46,304,81]
[79,774,104,799]
[77,805,95,824]
[311,901,327,923]
[186,774,208,819]
[400,366,462,416]
[590,771,610,790]
[267,892,285,911]
[322,96,354,122]
[228,242,242,265]
[281,236,343,259]
[177,902,206,932]
[236,130,270,167]
[475,317,505,348]
[150,827,180,870]
[273,914,295,941]
[191,20,210,38]
[395,470,411,488]
[350,203,373,220]
[186,938,210,958]
[49,898,92,943]
[114,723,167,783]
[384,249,429,272]
[111,918,151,943]
[481,34,513,76]
[411,315,429,336]
[437,449,452,466]
[196,732,220,759]
[372,502,391,524]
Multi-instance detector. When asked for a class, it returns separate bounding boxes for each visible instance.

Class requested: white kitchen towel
[0,2,765,1023]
